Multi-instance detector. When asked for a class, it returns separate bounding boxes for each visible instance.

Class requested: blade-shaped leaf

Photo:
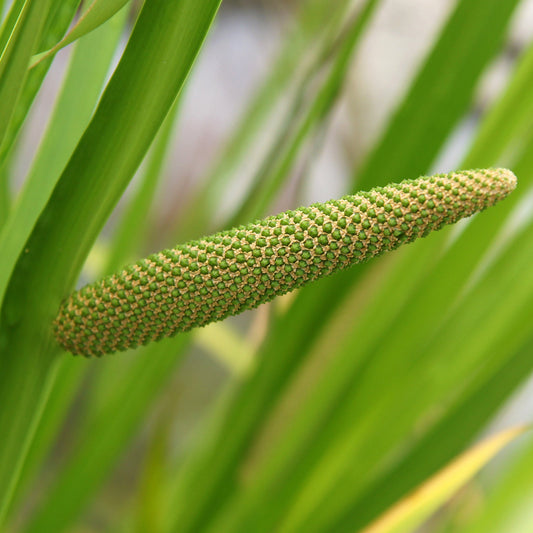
[355,0,521,190]
[0,0,52,148]
[0,2,127,310]
[454,434,533,533]
[104,97,181,274]
[361,427,527,533]
[226,0,381,227]
[23,336,189,533]
[0,0,82,166]
[3,8,128,521]
[463,38,533,168]
[0,0,221,525]
[0,0,25,54]
[31,0,132,66]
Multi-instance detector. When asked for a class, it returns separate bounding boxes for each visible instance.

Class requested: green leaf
[23,336,189,533]
[178,0,354,240]
[0,0,52,148]
[225,0,381,227]
[454,434,533,533]
[104,97,181,274]
[31,0,132,66]
[6,357,86,528]
[463,37,533,168]
[355,0,521,190]
[2,8,128,521]
[0,1,127,311]
[134,404,174,533]
[0,0,221,525]
[0,0,81,166]
[0,0,25,54]
[361,427,527,533]
[0,161,9,229]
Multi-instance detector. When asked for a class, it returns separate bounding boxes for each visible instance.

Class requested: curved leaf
[31,0,132,66]
[0,0,221,526]
[362,427,527,533]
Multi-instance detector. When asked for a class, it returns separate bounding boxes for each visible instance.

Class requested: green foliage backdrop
[0,0,533,531]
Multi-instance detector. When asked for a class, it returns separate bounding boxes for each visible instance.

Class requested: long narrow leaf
[105,98,181,274]
[455,435,533,533]
[226,0,381,227]
[463,38,533,168]
[355,0,521,190]
[0,0,25,54]
[362,427,527,533]
[3,8,129,522]
[32,0,131,66]
[0,0,82,165]
[0,0,52,148]
[23,336,189,533]
[0,2,127,308]
[0,0,221,525]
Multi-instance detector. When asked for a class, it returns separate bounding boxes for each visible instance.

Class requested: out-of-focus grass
[0,1,533,532]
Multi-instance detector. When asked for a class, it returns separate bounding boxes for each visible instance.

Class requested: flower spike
[54,168,516,357]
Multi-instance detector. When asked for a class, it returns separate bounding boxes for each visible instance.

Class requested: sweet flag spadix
[54,168,517,357]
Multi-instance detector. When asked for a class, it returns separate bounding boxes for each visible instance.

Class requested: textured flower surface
[54,168,516,357]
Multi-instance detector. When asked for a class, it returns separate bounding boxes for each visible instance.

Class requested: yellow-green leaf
[31,0,131,66]
[362,426,527,533]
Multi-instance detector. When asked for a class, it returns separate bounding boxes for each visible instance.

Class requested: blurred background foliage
[2,0,533,531]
